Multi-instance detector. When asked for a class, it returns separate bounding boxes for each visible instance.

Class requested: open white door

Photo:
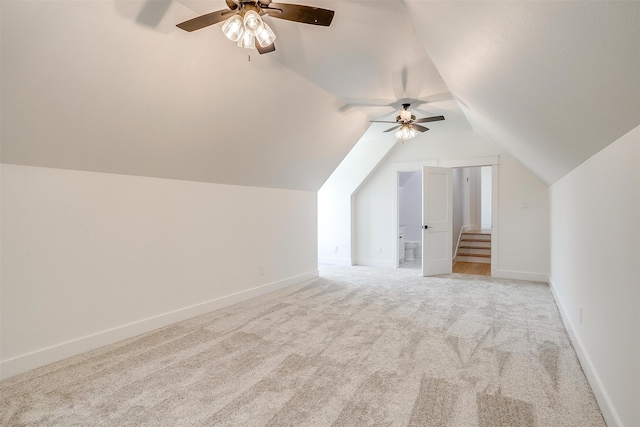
[422,166,453,276]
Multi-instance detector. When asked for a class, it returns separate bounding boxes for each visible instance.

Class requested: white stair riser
[456,256,491,264]
[461,234,491,242]
[460,241,491,249]
[459,248,491,256]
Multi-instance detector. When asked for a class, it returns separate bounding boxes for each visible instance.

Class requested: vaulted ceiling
[2,1,638,190]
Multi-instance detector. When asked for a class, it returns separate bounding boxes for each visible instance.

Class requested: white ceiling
[2,1,639,190]
[405,1,640,184]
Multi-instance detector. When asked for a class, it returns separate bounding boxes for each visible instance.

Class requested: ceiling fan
[370,103,445,141]
[176,0,335,54]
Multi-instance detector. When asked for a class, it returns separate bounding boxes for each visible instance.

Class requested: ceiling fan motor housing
[399,110,412,122]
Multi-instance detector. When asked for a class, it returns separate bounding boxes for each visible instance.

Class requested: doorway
[395,162,497,276]
[451,166,492,276]
[397,171,422,270]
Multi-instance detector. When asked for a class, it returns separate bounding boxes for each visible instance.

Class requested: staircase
[455,230,491,264]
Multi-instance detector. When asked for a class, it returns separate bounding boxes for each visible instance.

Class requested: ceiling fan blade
[384,125,401,133]
[256,40,276,54]
[412,124,429,133]
[369,120,398,124]
[176,9,233,32]
[265,3,334,26]
[415,115,445,123]
[225,0,239,11]
[338,94,454,113]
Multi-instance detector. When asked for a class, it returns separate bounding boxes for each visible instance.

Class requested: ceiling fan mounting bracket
[241,2,260,15]
[236,0,277,15]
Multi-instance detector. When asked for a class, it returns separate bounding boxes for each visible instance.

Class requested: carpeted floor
[0,265,604,426]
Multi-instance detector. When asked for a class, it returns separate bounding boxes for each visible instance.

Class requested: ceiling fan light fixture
[237,31,256,49]
[177,2,335,55]
[395,124,417,141]
[243,10,264,36]
[256,22,276,47]
[222,15,244,42]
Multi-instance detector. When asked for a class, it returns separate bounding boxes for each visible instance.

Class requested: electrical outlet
[259,265,264,275]
[521,202,530,210]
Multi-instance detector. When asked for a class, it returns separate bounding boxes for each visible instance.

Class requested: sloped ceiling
[2,1,639,190]
[405,1,640,184]
[0,0,369,191]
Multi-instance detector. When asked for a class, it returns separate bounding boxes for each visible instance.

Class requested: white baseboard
[548,279,621,427]
[493,269,548,283]
[318,257,352,266]
[355,259,397,268]
[0,270,319,380]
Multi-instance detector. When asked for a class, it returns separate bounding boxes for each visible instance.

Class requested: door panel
[422,166,453,276]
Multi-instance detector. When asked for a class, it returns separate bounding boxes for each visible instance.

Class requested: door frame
[392,160,437,268]
[392,156,500,275]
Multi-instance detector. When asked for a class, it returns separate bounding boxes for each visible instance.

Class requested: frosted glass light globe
[256,22,276,47]
[243,10,264,36]
[222,15,244,42]
[237,31,256,49]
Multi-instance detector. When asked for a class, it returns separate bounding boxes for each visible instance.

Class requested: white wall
[481,166,492,229]
[1,164,318,378]
[467,167,481,230]
[549,125,640,427]
[345,129,501,267]
[351,129,549,279]
[319,128,511,266]
[494,154,550,281]
[317,131,396,265]
[451,168,465,256]
[461,168,472,227]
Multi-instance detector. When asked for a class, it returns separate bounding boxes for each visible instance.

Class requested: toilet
[404,242,418,261]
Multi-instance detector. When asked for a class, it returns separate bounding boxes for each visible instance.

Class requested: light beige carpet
[1,265,604,426]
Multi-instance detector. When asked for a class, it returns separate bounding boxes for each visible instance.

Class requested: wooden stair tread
[457,230,492,262]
